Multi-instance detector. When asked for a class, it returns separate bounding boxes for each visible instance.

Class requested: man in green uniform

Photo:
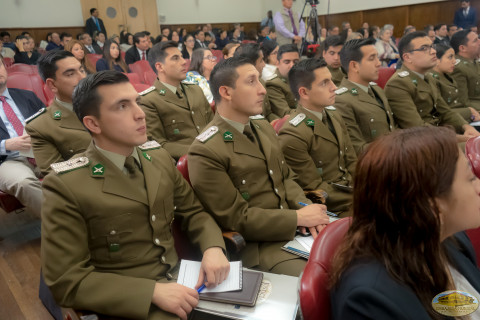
[25,50,91,176]
[278,58,356,216]
[188,58,329,277]
[385,31,479,141]
[265,44,299,118]
[322,36,346,87]
[335,38,396,155]
[41,71,230,320]
[451,29,480,111]
[141,41,214,161]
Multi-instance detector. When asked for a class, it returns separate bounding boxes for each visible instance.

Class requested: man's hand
[296,204,330,238]
[5,135,31,151]
[463,124,480,139]
[15,39,25,52]
[196,247,230,289]
[151,283,198,320]
[207,42,216,49]
[469,107,480,122]
[293,35,302,44]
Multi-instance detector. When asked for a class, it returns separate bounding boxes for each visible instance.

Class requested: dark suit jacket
[95,58,128,73]
[454,7,478,29]
[0,88,45,164]
[194,39,207,50]
[331,232,480,320]
[85,16,107,37]
[125,46,149,65]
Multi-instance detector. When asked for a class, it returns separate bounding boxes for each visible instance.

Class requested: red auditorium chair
[299,217,351,320]
[211,49,224,62]
[143,70,157,85]
[0,190,24,213]
[376,67,396,89]
[271,115,289,134]
[7,63,38,75]
[86,53,102,67]
[3,57,14,68]
[121,51,126,60]
[128,60,152,84]
[132,83,151,93]
[125,72,141,84]
[7,72,48,105]
[464,136,480,266]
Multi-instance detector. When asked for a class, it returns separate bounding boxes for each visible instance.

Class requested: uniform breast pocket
[164,119,187,140]
[89,213,136,262]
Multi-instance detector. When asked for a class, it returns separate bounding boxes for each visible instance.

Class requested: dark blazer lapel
[446,233,480,292]
[138,147,161,211]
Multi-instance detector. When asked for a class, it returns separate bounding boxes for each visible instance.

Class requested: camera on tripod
[306,0,319,5]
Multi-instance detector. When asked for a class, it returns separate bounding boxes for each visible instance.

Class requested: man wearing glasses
[141,41,214,161]
[385,31,479,141]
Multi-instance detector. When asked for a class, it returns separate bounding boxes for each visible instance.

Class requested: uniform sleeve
[266,81,293,117]
[187,142,297,242]
[41,174,156,319]
[25,122,62,176]
[334,98,368,155]
[435,93,467,132]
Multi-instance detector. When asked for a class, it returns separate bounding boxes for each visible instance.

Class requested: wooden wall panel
[324,11,363,31]
[362,6,409,37]
[409,2,457,29]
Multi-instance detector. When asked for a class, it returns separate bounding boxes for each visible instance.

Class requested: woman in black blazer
[96,39,129,73]
[330,126,480,320]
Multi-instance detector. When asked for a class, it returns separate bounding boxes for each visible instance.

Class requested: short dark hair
[288,58,328,100]
[450,29,471,54]
[398,31,427,59]
[261,40,278,63]
[133,32,147,44]
[210,57,252,104]
[15,35,27,41]
[277,43,298,61]
[340,38,376,73]
[37,50,75,81]
[148,40,179,72]
[60,32,72,41]
[73,71,129,126]
[0,31,11,38]
[447,24,458,32]
[434,23,446,32]
[90,8,97,15]
[195,30,204,37]
[323,35,344,52]
[434,43,453,59]
[234,43,261,65]
[79,32,90,41]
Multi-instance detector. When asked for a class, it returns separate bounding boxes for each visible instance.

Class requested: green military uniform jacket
[384,65,467,131]
[25,100,91,176]
[334,78,396,155]
[140,79,214,161]
[278,105,356,215]
[265,70,297,118]
[328,65,346,87]
[41,141,225,320]
[451,55,480,111]
[188,113,310,272]
[430,70,472,122]
[260,78,279,122]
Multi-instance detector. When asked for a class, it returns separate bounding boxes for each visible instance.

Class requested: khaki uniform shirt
[328,66,346,87]
[25,99,91,176]
[384,65,467,131]
[451,55,480,111]
[188,113,310,271]
[141,80,214,160]
[265,70,297,118]
[260,79,279,122]
[41,142,225,320]
[278,105,356,215]
[430,70,472,122]
[334,78,396,155]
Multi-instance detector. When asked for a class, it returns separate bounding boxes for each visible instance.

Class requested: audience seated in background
[60,32,72,49]
[328,25,340,36]
[96,39,129,73]
[320,36,346,86]
[181,34,195,60]
[430,43,480,123]
[184,48,217,104]
[93,30,106,49]
[0,38,15,59]
[215,29,229,50]
[46,32,62,51]
[119,32,133,52]
[14,35,40,65]
[434,23,450,46]
[403,25,417,35]
[188,57,329,277]
[0,31,15,50]
[375,28,399,67]
[368,25,380,40]
[222,43,239,60]
[194,30,208,49]
[168,30,180,43]
[260,39,279,82]
[447,24,459,41]
[79,32,102,54]
[425,24,436,42]
[330,126,480,319]
[257,25,270,44]
[278,58,356,216]
[65,40,96,74]
[125,32,150,65]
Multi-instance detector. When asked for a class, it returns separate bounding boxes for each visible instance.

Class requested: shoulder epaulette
[196,126,219,143]
[25,108,46,124]
[265,73,278,82]
[455,59,461,66]
[335,87,348,95]
[326,106,336,111]
[50,156,89,174]
[138,140,161,150]
[139,86,155,96]
[250,114,265,120]
[369,82,377,86]
[398,71,409,78]
[289,113,306,127]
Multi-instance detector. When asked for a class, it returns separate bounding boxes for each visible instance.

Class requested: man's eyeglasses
[204,55,218,61]
[409,44,434,53]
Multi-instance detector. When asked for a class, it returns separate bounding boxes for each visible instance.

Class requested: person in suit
[433,23,450,46]
[46,32,62,51]
[330,126,480,319]
[141,41,213,161]
[273,0,306,46]
[25,50,90,176]
[0,54,45,217]
[454,0,477,29]
[321,36,347,86]
[95,39,129,72]
[278,58,356,216]
[193,30,208,50]
[41,71,230,320]
[85,8,107,38]
[125,32,150,65]
[265,44,299,117]
[79,32,102,55]
[334,38,396,155]
[384,31,478,142]
[188,57,330,277]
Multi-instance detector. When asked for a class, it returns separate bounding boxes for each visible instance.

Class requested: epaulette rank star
[51,157,89,174]
[335,87,348,95]
[138,140,161,150]
[139,86,155,96]
[398,71,409,78]
[289,113,306,127]
[196,126,219,143]
[250,114,265,120]
[25,108,46,123]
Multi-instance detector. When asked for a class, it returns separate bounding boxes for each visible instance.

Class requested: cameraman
[274,0,306,45]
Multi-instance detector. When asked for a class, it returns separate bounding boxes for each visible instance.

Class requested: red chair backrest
[121,51,126,60]
[144,70,157,86]
[176,154,191,185]
[299,217,351,320]
[7,63,38,75]
[125,72,141,84]
[7,72,47,105]
[377,67,396,89]
[3,57,14,68]
[211,49,224,63]
[271,115,290,134]
[86,54,102,68]
[132,83,151,93]
[464,136,480,266]
[128,60,152,84]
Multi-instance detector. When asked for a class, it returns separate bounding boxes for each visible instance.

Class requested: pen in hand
[197,284,206,293]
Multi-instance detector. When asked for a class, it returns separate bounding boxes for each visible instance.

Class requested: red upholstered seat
[271,115,289,134]
[128,60,152,84]
[7,72,48,105]
[3,57,14,68]
[7,63,38,75]
[125,72,141,84]
[464,136,480,266]
[176,155,191,185]
[143,70,157,86]
[299,217,351,320]
[132,83,151,93]
[86,53,102,68]
[377,67,396,89]
[211,49,224,63]
[0,190,24,213]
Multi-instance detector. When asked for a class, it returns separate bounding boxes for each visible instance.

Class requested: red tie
[0,96,23,136]
[142,51,146,60]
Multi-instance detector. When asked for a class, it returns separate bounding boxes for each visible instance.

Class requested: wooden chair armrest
[222,231,246,254]
[304,189,328,204]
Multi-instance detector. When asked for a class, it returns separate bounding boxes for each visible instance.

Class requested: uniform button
[419,109,423,113]
[281,160,284,164]
[370,118,374,122]
[172,120,176,124]
[196,126,200,129]
[155,238,160,245]
[390,125,393,129]
[434,104,437,108]
[449,91,451,94]
[275,188,279,193]
[69,149,73,153]
[191,111,195,115]
[174,206,177,210]
[166,272,173,279]
[342,177,347,180]
[152,215,156,222]
[339,166,343,170]
[269,170,273,175]
[456,89,458,93]
[280,205,284,209]
[339,151,343,155]
[110,230,116,235]
[242,179,246,185]
[318,160,323,165]
[454,100,458,103]
[161,256,166,263]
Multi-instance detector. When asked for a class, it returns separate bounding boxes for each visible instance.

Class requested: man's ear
[83,115,101,135]
[45,78,58,94]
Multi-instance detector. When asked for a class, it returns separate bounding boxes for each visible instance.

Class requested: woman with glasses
[183,48,217,103]
[260,40,279,82]
[181,34,195,60]
[430,43,480,122]
[375,28,399,67]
